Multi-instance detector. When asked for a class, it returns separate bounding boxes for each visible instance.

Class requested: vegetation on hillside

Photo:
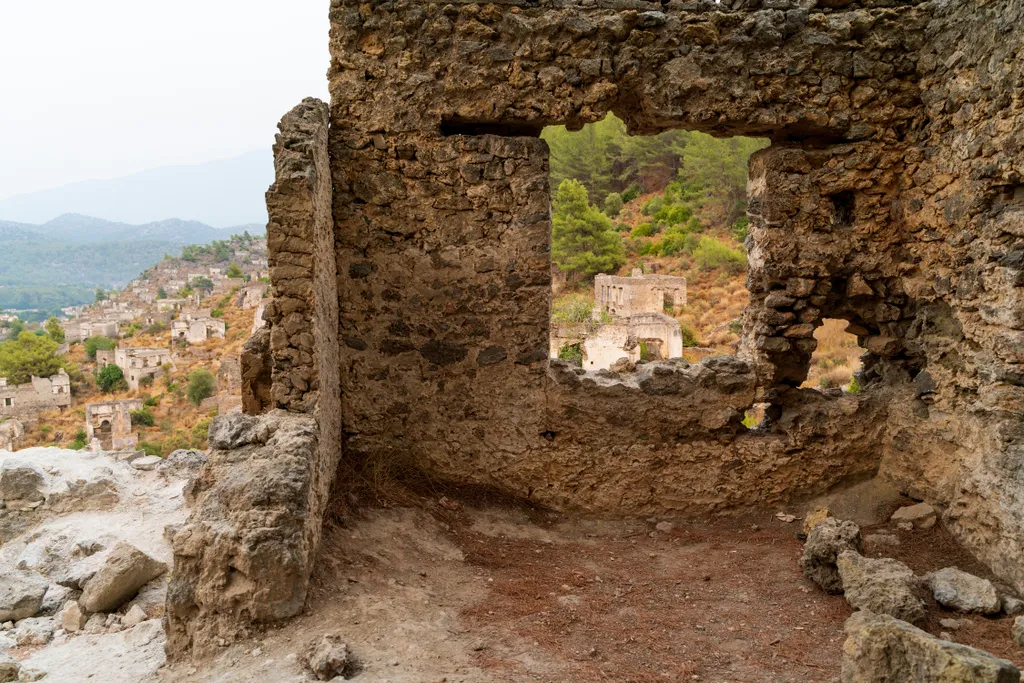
[0,332,69,384]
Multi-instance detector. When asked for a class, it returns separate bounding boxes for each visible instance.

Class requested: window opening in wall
[542,112,767,372]
[801,319,863,392]
[830,191,855,227]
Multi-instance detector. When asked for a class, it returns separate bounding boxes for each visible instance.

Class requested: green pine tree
[551,179,626,283]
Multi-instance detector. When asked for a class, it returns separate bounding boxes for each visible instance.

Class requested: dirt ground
[162,485,1024,683]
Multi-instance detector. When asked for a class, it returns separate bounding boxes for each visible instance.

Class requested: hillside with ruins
[2,1,1024,682]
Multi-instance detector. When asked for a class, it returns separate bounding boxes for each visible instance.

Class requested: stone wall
[319,0,1024,591]
[167,99,342,659]
[0,371,72,419]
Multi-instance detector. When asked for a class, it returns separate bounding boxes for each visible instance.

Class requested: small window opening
[440,118,544,138]
[831,191,856,227]
[543,112,767,372]
[802,319,863,392]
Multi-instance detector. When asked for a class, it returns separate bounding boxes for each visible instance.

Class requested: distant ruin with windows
[0,370,71,418]
[551,269,688,370]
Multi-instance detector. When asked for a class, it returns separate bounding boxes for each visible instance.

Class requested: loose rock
[0,460,46,507]
[121,604,147,628]
[0,571,47,622]
[130,456,163,472]
[890,502,936,529]
[306,634,358,681]
[837,551,925,624]
[843,611,1020,682]
[60,601,87,632]
[800,517,861,594]
[0,658,18,683]
[925,567,1001,614]
[1012,617,1024,647]
[79,542,167,613]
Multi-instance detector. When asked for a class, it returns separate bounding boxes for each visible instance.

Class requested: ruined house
[171,316,226,344]
[63,319,119,343]
[552,270,688,369]
[165,0,1024,664]
[85,399,142,451]
[96,347,174,391]
[0,370,71,418]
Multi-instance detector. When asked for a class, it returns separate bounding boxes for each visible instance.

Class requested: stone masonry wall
[319,0,1024,594]
[166,100,341,659]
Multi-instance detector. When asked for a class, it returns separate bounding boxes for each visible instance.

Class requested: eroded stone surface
[801,517,862,594]
[925,567,1001,615]
[837,551,925,624]
[842,611,1020,683]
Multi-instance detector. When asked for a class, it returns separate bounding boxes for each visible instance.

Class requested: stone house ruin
[596,269,686,317]
[85,399,142,451]
[165,0,1024,665]
[0,370,71,418]
[63,319,120,343]
[171,316,226,344]
[96,347,174,391]
[552,270,688,369]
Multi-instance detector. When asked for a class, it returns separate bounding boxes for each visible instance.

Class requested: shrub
[603,192,623,218]
[693,237,747,274]
[655,204,693,226]
[848,376,862,393]
[97,364,128,393]
[641,195,664,217]
[210,308,224,319]
[186,369,216,406]
[139,374,154,388]
[130,408,155,427]
[558,343,583,367]
[630,223,657,238]
[732,216,750,242]
[679,322,700,347]
[552,294,594,324]
[145,322,167,335]
[139,441,162,457]
[620,184,642,204]
[191,418,213,448]
[84,336,116,360]
[143,395,159,407]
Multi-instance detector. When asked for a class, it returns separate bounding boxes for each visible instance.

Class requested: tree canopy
[45,317,65,343]
[551,179,626,283]
[0,331,67,384]
[542,113,767,224]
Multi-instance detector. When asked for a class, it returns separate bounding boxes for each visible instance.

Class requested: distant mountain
[0,150,273,227]
[0,221,44,242]
[19,214,264,245]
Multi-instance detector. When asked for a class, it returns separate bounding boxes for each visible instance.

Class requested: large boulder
[837,551,926,624]
[0,459,46,507]
[0,571,47,622]
[800,517,862,594]
[890,502,937,529]
[925,567,1001,614]
[79,542,167,613]
[842,611,1020,682]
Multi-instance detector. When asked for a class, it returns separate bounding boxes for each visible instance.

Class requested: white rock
[1012,616,1024,647]
[79,542,167,613]
[130,457,163,472]
[84,613,106,634]
[925,567,1001,614]
[1002,595,1024,616]
[0,571,48,622]
[121,605,147,629]
[13,617,54,647]
[59,602,87,633]
[123,619,162,647]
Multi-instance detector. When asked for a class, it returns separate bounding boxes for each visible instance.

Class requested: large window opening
[543,113,767,371]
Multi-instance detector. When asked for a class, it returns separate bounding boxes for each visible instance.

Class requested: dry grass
[802,319,863,390]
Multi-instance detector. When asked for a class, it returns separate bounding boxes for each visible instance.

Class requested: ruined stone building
[85,399,142,451]
[171,315,226,344]
[595,269,686,317]
[96,347,174,391]
[63,319,119,343]
[165,0,1024,663]
[0,370,71,418]
[551,269,688,369]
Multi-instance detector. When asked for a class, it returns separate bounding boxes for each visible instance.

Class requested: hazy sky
[0,0,330,200]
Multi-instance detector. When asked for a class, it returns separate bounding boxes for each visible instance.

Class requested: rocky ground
[2,444,1022,682]
[0,446,196,682]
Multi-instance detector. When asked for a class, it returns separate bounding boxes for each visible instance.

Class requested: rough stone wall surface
[165,411,320,657]
[316,0,1024,594]
[166,100,342,660]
